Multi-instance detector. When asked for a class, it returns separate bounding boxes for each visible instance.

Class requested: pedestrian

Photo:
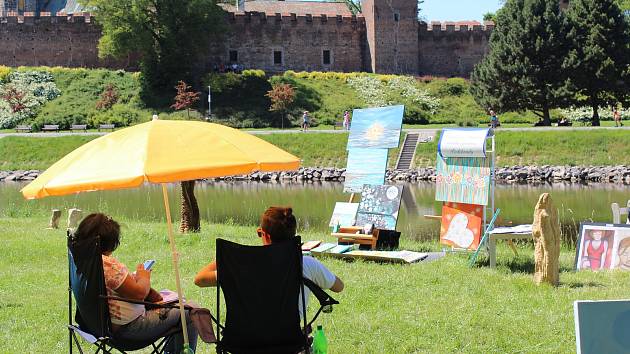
[343,110,350,130]
[489,110,500,128]
[613,108,623,127]
[302,111,310,131]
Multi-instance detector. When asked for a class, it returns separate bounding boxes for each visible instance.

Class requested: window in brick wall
[273,50,283,65]
[323,50,331,65]
[393,11,400,22]
[229,50,238,63]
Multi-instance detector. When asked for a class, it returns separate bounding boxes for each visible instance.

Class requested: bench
[42,124,60,132]
[334,122,344,130]
[15,125,32,133]
[98,124,115,132]
[70,124,88,132]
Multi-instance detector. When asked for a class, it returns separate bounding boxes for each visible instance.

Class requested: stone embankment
[4,165,630,184]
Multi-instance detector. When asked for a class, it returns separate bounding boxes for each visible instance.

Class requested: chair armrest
[302,277,339,307]
[99,295,193,310]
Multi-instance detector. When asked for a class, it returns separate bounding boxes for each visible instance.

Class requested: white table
[488,225,533,268]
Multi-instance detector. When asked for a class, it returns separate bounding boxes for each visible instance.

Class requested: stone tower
[362,0,419,74]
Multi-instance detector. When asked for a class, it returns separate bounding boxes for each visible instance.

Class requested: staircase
[395,133,420,170]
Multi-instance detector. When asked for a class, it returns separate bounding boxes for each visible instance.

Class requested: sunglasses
[256,227,267,238]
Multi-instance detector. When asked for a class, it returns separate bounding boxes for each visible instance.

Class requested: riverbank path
[1,125,629,140]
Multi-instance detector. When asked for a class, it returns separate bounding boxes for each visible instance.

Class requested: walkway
[1,125,629,139]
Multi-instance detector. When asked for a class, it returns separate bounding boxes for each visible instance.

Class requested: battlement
[419,20,494,33]
[226,11,365,28]
[0,11,93,24]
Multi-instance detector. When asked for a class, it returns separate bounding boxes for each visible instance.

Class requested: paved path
[1,125,629,139]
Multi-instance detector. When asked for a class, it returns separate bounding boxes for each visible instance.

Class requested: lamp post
[206,85,212,121]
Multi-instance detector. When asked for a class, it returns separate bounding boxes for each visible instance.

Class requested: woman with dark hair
[74,213,198,354]
[194,207,344,313]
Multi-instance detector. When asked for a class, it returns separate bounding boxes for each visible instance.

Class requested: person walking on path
[302,111,310,131]
[613,108,623,127]
[343,110,351,130]
[489,110,500,128]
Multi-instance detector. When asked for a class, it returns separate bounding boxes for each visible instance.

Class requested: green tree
[483,12,497,22]
[83,0,224,107]
[471,0,572,126]
[564,0,630,126]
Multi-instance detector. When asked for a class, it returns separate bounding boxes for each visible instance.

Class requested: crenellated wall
[0,12,134,68]
[417,21,493,78]
[208,11,367,73]
[0,11,494,78]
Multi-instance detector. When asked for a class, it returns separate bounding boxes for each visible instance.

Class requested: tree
[95,84,119,110]
[171,81,200,118]
[180,180,200,233]
[84,0,224,106]
[564,0,630,126]
[266,83,295,129]
[470,0,572,126]
[483,12,497,22]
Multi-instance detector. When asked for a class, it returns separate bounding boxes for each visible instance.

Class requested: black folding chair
[67,232,181,354]
[213,237,339,354]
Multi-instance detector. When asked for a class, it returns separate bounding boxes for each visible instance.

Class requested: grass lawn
[0,215,627,353]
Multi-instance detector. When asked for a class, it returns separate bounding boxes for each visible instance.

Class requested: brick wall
[0,13,134,68]
[417,22,492,78]
[208,12,367,73]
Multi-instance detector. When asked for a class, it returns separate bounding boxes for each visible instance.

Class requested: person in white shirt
[194,206,344,316]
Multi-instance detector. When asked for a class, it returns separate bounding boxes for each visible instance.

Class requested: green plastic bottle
[312,325,328,354]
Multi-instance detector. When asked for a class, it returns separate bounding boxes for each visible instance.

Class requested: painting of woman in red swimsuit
[580,229,614,270]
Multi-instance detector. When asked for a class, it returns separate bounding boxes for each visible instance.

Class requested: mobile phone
[143,259,156,270]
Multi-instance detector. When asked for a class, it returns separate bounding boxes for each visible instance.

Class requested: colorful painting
[574,300,630,354]
[355,212,397,231]
[329,202,359,227]
[344,148,388,193]
[440,205,482,250]
[358,185,404,217]
[435,153,491,206]
[443,202,483,218]
[576,223,630,271]
[347,105,404,149]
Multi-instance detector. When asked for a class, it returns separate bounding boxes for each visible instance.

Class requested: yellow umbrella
[22,119,300,351]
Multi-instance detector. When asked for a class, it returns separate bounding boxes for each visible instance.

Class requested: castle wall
[417,22,493,78]
[208,12,366,73]
[0,13,132,68]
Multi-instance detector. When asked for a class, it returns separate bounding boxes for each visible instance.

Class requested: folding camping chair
[67,232,181,354]
[213,237,339,354]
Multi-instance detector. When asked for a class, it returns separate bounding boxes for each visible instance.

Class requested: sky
[422,0,503,22]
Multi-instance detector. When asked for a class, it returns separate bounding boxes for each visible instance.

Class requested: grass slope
[0,216,627,353]
[2,130,630,171]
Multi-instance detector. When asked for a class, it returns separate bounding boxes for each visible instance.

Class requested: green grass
[1,215,627,353]
[0,135,99,170]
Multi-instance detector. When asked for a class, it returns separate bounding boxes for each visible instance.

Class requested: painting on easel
[343,148,388,193]
[440,205,482,250]
[347,105,404,149]
[435,154,491,206]
[329,202,360,227]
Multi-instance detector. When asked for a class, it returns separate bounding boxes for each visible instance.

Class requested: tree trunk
[281,112,285,129]
[541,107,552,126]
[532,193,561,286]
[591,100,601,126]
[180,180,200,233]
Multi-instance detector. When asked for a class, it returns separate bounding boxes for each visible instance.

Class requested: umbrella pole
[161,184,191,350]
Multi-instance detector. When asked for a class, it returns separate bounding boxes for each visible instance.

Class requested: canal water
[1,181,628,245]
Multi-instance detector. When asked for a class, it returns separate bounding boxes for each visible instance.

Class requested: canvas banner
[438,128,490,158]
[435,154,491,206]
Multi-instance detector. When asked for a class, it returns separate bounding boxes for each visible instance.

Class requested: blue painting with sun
[347,105,404,149]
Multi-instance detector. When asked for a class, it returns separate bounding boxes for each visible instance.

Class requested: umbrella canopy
[22,120,300,199]
[21,119,300,351]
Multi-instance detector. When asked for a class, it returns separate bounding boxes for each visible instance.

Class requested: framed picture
[576,223,630,271]
[574,300,630,354]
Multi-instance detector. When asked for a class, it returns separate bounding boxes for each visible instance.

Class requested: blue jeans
[116,306,198,353]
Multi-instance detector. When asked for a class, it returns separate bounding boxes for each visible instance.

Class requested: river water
[1,181,628,244]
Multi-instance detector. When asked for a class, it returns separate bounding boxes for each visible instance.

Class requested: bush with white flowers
[0,71,61,128]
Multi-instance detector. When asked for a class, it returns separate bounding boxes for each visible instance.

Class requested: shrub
[0,66,12,83]
[95,84,120,110]
[88,104,146,128]
[0,71,61,128]
[440,78,468,96]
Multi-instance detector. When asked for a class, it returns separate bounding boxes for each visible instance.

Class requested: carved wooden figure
[532,193,561,286]
[49,209,61,229]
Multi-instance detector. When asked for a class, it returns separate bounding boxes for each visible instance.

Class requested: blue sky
[422,0,503,22]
